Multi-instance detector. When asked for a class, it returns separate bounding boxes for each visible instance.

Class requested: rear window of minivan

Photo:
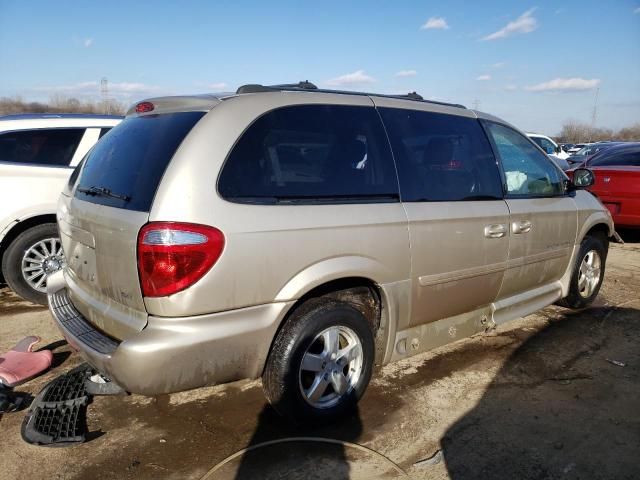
[75,112,204,211]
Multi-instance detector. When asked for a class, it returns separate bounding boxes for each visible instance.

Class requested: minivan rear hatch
[59,110,206,340]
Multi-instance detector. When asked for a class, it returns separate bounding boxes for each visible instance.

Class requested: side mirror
[572,168,595,189]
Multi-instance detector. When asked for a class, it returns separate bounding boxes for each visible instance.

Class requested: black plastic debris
[21,364,93,446]
[0,386,31,414]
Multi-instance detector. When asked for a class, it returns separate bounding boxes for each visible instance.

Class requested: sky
[1,0,639,134]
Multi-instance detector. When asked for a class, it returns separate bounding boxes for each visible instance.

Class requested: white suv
[0,113,121,304]
[526,133,571,170]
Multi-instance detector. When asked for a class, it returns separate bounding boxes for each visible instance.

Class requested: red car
[571,143,640,228]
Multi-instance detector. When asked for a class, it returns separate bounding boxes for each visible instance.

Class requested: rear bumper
[47,271,294,395]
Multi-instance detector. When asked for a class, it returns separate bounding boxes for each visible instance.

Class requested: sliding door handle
[512,220,532,234]
[484,224,507,238]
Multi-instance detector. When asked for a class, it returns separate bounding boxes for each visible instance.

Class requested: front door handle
[512,220,532,234]
[484,224,507,238]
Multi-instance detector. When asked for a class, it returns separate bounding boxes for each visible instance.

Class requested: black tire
[559,234,608,309]
[262,299,375,423]
[1,223,61,305]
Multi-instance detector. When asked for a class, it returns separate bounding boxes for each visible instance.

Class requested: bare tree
[617,123,640,141]
[557,120,630,143]
[0,95,126,115]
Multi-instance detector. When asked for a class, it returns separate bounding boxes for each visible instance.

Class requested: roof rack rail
[394,91,424,101]
[234,82,466,109]
[236,80,317,94]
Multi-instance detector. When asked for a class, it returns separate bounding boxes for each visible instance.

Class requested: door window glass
[485,123,564,197]
[379,108,503,201]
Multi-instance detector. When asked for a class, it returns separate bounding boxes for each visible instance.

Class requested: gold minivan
[48,82,616,421]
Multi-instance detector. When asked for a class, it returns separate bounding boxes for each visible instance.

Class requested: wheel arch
[584,222,610,244]
[559,217,613,298]
[264,275,391,375]
[577,211,614,245]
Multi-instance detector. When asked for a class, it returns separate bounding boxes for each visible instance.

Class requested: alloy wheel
[298,325,364,409]
[21,237,65,293]
[577,249,601,298]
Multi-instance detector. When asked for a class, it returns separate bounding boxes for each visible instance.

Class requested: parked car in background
[0,113,122,304]
[48,83,615,422]
[566,142,625,167]
[526,133,571,170]
[570,143,640,228]
[549,155,571,171]
[581,142,640,168]
[560,143,575,153]
[527,133,570,159]
[568,143,587,155]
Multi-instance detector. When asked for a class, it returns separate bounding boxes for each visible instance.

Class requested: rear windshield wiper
[77,186,131,202]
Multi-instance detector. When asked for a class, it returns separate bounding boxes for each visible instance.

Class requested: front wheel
[262,299,375,423]
[560,234,607,309]
[1,223,65,305]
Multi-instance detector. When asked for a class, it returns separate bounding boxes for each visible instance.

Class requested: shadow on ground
[442,306,640,480]
[617,228,640,244]
[69,303,639,480]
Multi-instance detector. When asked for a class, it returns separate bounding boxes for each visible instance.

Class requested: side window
[484,122,564,197]
[218,105,399,203]
[0,128,85,167]
[379,108,503,201]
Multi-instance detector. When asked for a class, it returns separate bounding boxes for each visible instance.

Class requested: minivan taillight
[137,222,225,297]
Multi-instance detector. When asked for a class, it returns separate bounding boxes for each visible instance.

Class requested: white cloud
[477,74,492,81]
[83,38,93,48]
[482,8,537,40]
[525,77,601,92]
[420,17,449,30]
[395,70,417,78]
[207,82,228,90]
[326,70,375,87]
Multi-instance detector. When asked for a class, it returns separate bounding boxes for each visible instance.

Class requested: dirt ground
[1,231,639,480]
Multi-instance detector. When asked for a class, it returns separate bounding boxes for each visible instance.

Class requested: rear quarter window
[75,112,204,211]
[218,104,399,204]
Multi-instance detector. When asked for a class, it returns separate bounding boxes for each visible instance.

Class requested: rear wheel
[560,234,607,309]
[262,299,375,423]
[1,223,64,305]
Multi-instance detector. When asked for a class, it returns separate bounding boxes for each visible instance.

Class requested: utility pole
[472,98,480,111]
[101,77,110,115]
